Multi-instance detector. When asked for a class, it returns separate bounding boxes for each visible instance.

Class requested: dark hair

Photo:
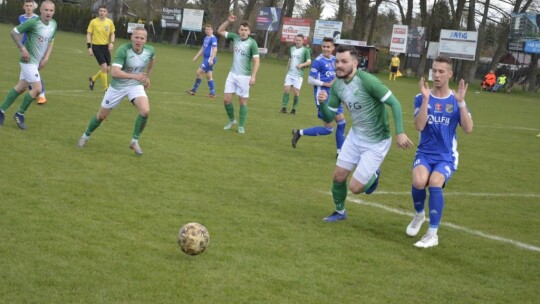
[336,44,359,60]
[322,37,334,44]
[24,0,34,3]
[434,55,452,66]
[240,21,251,29]
[98,5,107,10]
[296,33,304,39]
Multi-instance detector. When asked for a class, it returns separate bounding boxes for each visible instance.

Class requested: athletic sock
[239,105,248,127]
[0,88,22,111]
[133,114,148,140]
[208,80,215,94]
[192,78,202,92]
[85,115,102,136]
[92,70,101,82]
[40,79,45,95]
[282,93,289,108]
[363,172,378,193]
[224,103,234,121]
[428,187,444,228]
[302,126,333,136]
[292,96,299,110]
[18,92,35,114]
[411,186,426,213]
[332,180,347,211]
[336,119,346,150]
[100,71,108,89]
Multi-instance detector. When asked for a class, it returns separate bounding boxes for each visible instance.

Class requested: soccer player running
[280,33,311,115]
[19,0,47,105]
[87,5,116,92]
[291,37,346,156]
[406,56,473,248]
[317,45,413,222]
[187,24,218,98]
[217,15,260,134]
[0,0,56,130]
[77,27,155,155]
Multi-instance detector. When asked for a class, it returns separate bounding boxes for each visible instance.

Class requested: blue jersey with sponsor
[414,92,469,163]
[309,54,336,97]
[203,35,218,58]
[19,13,38,44]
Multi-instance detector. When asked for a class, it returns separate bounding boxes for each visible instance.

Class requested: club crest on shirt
[446,103,454,113]
[434,103,442,112]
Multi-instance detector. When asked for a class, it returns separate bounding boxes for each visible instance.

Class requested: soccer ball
[177,222,210,255]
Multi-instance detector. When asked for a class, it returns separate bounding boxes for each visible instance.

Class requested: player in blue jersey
[406,56,473,248]
[19,0,47,105]
[187,24,218,97]
[291,37,347,156]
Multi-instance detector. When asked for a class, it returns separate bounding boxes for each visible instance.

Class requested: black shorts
[390,66,398,73]
[92,44,111,66]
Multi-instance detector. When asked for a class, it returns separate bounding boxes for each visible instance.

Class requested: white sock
[428,227,438,235]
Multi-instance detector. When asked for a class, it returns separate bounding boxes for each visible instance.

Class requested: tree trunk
[527,54,538,92]
[468,0,490,83]
[458,0,476,82]
[352,0,369,40]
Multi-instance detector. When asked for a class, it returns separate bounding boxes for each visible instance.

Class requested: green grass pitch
[0,24,539,303]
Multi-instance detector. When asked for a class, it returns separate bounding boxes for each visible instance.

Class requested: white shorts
[336,132,392,185]
[224,72,251,98]
[19,63,41,83]
[101,85,147,109]
[284,74,303,90]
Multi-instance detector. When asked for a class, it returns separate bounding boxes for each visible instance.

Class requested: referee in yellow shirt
[389,53,400,81]
[87,5,115,91]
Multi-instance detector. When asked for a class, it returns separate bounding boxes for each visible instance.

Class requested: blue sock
[302,126,333,136]
[336,119,346,151]
[192,78,202,92]
[411,186,426,213]
[208,80,215,94]
[428,187,444,228]
[41,79,45,94]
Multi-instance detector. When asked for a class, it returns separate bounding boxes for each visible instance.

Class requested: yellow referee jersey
[87,17,115,45]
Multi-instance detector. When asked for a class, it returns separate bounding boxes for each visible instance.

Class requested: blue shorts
[200,57,216,73]
[314,88,343,120]
[412,153,455,183]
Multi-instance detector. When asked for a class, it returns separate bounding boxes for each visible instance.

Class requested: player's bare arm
[11,29,29,62]
[250,56,260,86]
[217,15,237,37]
[454,79,473,134]
[415,77,431,131]
[86,32,93,56]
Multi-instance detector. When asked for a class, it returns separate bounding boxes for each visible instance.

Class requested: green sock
[85,115,102,136]
[1,89,22,111]
[363,173,377,193]
[332,181,347,211]
[133,114,148,140]
[17,93,35,114]
[239,105,248,127]
[282,93,289,108]
[292,96,299,110]
[224,103,234,121]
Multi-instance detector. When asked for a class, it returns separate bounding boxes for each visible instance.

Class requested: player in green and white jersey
[280,34,311,114]
[318,45,414,222]
[0,0,56,130]
[217,15,260,134]
[77,27,156,155]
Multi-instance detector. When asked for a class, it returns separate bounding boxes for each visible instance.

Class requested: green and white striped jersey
[226,32,259,76]
[328,70,404,142]
[15,17,57,65]
[111,43,155,89]
[287,46,311,77]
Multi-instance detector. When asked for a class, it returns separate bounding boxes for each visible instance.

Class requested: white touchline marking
[374,191,540,198]
[340,194,540,252]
